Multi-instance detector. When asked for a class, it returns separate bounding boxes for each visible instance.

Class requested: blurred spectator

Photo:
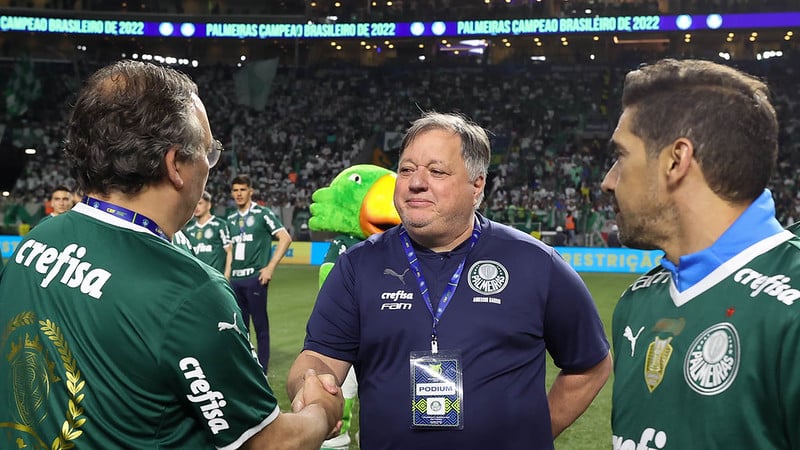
[606,224,622,248]
[553,225,568,246]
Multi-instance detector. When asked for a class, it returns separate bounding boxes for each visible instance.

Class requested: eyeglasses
[207,139,224,168]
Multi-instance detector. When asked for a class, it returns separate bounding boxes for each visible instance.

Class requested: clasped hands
[292,369,344,439]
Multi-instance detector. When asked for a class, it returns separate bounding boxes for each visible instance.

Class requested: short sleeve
[262,208,285,234]
[543,250,610,371]
[161,276,279,448]
[218,222,231,247]
[304,251,360,362]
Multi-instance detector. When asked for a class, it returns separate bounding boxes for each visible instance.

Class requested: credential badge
[683,322,740,396]
[467,260,509,295]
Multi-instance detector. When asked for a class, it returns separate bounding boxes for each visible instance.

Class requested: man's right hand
[300,369,343,437]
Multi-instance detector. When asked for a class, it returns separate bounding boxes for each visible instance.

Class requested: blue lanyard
[83,196,169,242]
[399,218,481,353]
[237,210,250,236]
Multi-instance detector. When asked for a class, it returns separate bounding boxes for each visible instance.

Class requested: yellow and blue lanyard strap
[84,196,169,242]
[399,218,481,354]
[238,210,251,236]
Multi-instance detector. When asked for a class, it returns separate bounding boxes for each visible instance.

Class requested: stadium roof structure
[0,3,797,65]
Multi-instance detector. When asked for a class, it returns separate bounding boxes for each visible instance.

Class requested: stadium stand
[1,0,799,245]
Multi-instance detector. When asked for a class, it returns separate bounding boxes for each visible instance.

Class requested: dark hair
[51,185,72,196]
[201,190,212,202]
[231,174,252,188]
[64,60,203,195]
[621,58,778,203]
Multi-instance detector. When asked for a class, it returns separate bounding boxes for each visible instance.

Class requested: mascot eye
[348,174,362,185]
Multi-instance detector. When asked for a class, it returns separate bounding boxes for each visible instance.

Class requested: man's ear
[473,175,485,205]
[165,145,184,189]
[664,138,694,183]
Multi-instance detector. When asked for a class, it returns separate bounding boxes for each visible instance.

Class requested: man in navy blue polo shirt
[288,112,612,449]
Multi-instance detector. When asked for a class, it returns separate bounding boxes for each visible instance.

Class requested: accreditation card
[410,350,464,429]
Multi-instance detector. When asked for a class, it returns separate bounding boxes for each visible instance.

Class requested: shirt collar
[661,189,784,292]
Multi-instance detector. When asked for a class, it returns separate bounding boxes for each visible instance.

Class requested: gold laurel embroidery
[1,311,37,350]
[39,319,86,450]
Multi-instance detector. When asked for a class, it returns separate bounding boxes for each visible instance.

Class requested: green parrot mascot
[309,164,401,450]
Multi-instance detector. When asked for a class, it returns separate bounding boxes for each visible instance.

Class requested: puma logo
[623,325,645,357]
[218,312,243,335]
[383,268,409,285]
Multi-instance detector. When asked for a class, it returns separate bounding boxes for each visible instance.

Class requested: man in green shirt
[605,59,800,449]
[185,190,232,278]
[227,174,292,373]
[0,60,341,450]
[36,185,73,226]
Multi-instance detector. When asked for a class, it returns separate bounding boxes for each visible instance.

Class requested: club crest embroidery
[2,312,87,450]
[204,228,214,239]
[644,336,673,393]
[683,322,740,396]
[467,260,509,295]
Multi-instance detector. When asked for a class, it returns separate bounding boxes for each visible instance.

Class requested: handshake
[291,369,345,440]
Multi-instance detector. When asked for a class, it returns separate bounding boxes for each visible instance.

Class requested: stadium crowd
[2,54,800,245]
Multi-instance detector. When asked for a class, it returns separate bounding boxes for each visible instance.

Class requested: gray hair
[400,112,491,206]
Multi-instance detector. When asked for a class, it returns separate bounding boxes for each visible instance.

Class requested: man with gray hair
[0,60,341,450]
[288,111,611,449]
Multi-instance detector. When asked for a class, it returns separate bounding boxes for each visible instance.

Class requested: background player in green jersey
[0,60,342,450]
[604,59,800,449]
[228,174,293,373]
[185,190,232,278]
[36,185,73,226]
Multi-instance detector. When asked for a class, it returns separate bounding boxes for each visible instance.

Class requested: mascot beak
[360,173,401,236]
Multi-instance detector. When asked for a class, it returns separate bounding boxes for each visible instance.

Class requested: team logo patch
[245,216,255,227]
[204,228,214,239]
[644,336,673,393]
[467,260,508,295]
[683,322,740,396]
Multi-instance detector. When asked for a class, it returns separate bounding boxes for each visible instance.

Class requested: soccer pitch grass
[260,265,637,450]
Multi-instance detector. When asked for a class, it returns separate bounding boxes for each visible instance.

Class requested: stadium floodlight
[460,39,486,47]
